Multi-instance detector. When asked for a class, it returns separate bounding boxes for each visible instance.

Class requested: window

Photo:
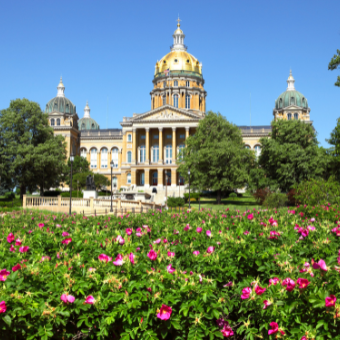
[66,104,69,113]
[302,98,305,105]
[166,134,171,139]
[178,143,185,160]
[111,148,118,167]
[112,177,117,188]
[174,59,178,63]
[186,59,189,63]
[140,172,145,186]
[51,119,55,126]
[245,145,250,149]
[287,113,292,120]
[162,95,166,106]
[81,123,85,130]
[80,149,87,159]
[186,81,190,87]
[291,97,295,105]
[127,151,132,163]
[179,175,185,185]
[90,149,97,168]
[152,145,159,163]
[179,134,185,139]
[185,95,190,109]
[127,173,131,184]
[279,98,282,108]
[165,170,171,185]
[254,145,261,159]
[91,124,95,129]
[127,134,132,142]
[165,145,172,164]
[173,94,178,108]
[152,172,158,186]
[56,118,60,126]
[174,80,178,87]
[294,113,298,120]
[153,135,159,139]
[101,148,108,168]
[141,135,146,139]
[139,145,146,163]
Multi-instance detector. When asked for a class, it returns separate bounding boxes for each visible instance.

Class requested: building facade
[46,20,311,195]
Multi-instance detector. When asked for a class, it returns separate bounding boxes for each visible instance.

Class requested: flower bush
[0,204,340,339]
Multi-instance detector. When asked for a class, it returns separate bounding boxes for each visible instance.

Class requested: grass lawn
[184,194,261,212]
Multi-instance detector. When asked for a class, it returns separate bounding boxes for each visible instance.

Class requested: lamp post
[110,160,114,212]
[69,155,74,215]
[178,177,180,198]
[188,169,191,210]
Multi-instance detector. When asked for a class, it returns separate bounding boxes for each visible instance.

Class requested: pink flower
[193,250,200,256]
[19,246,29,253]
[310,218,315,222]
[184,225,190,231]
[12,264,21,272]
[282,278,295,292]
[301,337,307,340]
[0,301,6,313]
[223,281,233,287]
[241,287,251,300]
[0,269,10,282]
[297,278,310,289]
[9,245,15,252]
[113,254,124,266]
[167,251,175,258]
[61,238,72,245]
[255,285,266,295]
[15,238,22,246]
[61,294,75,304]
[167,264,175,274]
[163,239,168,243]
[263,300,272,309]
[206,230,212,237]
[199,274,203,283]
[116,235,125,245]
[243,231,249,235]
[62,232,69,237]
[247,213,254,220]
[38,223,45,228]
[325,295,336,307]
[98,254,112,263]
[85,295,96,304]
[7,233,14,243]
[221,325,234,337]
[129,253,135,265]
[196,227,203,233]
[153,238,161,244]
[126,228,132,235]
[207,246,215,254]
[269,277,279,286]
[142,225,149,229]
[312,259,328,271]
[88,267,96,272]
[157,304,172,320]
[136,232,142,237]
[307,225,315,231]
[147,250,157,261]
[268,322,285,335]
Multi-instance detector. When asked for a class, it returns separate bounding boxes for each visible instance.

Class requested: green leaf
[3,315,11,326]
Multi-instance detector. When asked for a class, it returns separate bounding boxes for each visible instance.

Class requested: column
[185,127,190,139]
[87,151,91,168]
[131,169,136,186]
[172,127,176,164]
[97,150,100,169]
[145,128,150,164]
[132,128,137,164]
[158,168,163,189]
[158,127,163,164]
[145,169,150,188]
[118,149,122,168]
[171,168,177,188]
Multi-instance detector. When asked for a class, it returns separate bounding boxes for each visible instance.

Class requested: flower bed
[1,205,340,339]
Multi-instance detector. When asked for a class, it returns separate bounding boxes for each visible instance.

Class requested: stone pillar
[172,127,176,164]
[23,194,27,208]
[57,195,61,208]
[185,127,190,139]
[118,149,122,168]
[158,127,163,164]
[171,168,177,188]
[97,149,100,169]
[131,169,136,186]
[145,168,150,188]
[145,128,150,164]
[158,168,163,189]
[132,128,137,164]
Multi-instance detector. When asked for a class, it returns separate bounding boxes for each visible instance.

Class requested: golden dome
[156,50,202,75]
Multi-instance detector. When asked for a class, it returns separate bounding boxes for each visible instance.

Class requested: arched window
[279,98,282,108]
[127,173,131,184]
[127,134,132,142]
[80,149,87,159]
[81,123,85,130]
[173,94,178,108]
[174,80,178,87]
[287,113,292,120]
[186,81,190,87]
[56,118,60,126]
[111,148,118,167]
[165,170,171,185]
[152,145,159,163]
[185,95,190,109]
[66,104,69,113]
[101,148,108,168]
[177,143,185,160]
[245,145,250,149]
[162,95,166,106]
[112,176,117,188]
[51,119,55,126]
[127,151,132,163]
[139,145,146,163]
[165,145,172,164]
[91,123,95,129]
[140,172,145,186]
[54,102,58,110]
[291,97,295,105]
[302,98,305,106]
[294,113,298,120]
[254,145,261,159]
[152,172,158,186]
[90,149,97,168]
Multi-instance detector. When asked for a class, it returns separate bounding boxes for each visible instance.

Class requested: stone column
[118,149,122,168]
[158,127,163,164]
[145,128,150,164]
[172,127,176,164]
[131,169,137,186]
[145,169,150,188]
[97,150,100,169]
[132,128,137,164]
[87,151,91,167]
[185,127,190,139]
[171,168,177,188]
[158,168,163,189]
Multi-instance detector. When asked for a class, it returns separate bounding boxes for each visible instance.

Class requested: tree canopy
[64,156,91,186]
[0,98,67,198]
[259,119,326,192]
[326,117,340,181]
[72,172,110,191]
[177,111,254,204]
[328,49,340,87]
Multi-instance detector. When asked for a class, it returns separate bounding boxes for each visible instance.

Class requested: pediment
[284,105,303,111]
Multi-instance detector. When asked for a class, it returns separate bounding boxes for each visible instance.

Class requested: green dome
[45,96,76,115]
[78,117,100,130]
[275,90,308,110]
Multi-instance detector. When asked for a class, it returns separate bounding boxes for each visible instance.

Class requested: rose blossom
[129,253,135,265]
[241,287,251,300]
[116,235,125,245]
[268,322,285,335]
[125,228,132,235]
[207,246,215,254]
[9,245,15,252]
[113,254,124,266]
[282,278,295,292]
[269,277,279,286]
[147,250,157,261]
[0,269,10,282]
[62,232,69,237]
[196,227,203,233]
[61,238,72,245]
[247,213,254,220]
[221,325,234,337]
[98,254,112,263]
[61,294,75,304]
[167,264,175,274]
[312,259,328,271]
[325,295,336,307]
[206,230,212,237]
[156,304,172,320]
[167,251,175,258]
[255,285,266,295]
[12,264,21,272]
[7,233,14,243]
[297,278,310,289]
[153,238,161,244]
[193,250,200,256]
[0,301,6,313]
[85,295,96,304]
[19,246,29,253]
[263,300,272,309]
[38,223,44,228]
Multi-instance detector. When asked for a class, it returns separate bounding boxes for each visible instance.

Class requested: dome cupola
[78,101,100,130]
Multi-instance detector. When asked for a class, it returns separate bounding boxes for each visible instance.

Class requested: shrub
[167,197,185,207]
[43,190,61,197]
[60,191,84,198]
[183,192,200,203]
[4,192,15,200]
[263,192,288,209]
[229,192,237,198]
[287,189,297,206]
[253,188,271,205]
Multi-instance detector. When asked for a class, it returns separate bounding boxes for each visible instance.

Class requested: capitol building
[45,20,311,195]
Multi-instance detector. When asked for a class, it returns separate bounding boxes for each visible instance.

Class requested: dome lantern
[286,70,295,91]
[171,17,187,52]
[57,76,65,98]
[84,101,90,118]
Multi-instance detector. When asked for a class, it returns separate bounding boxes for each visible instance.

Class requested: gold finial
[177,15,181,27]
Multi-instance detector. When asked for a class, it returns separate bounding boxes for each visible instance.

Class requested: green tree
[326,117,340,181]
[177,111,254,204]
[328,49,340,87]
[0,98,67,198]
[72,172,109,191]
[64,155,90,186]
[259,119,325,192]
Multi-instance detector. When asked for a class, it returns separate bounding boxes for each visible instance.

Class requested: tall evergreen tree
[177,111,254,204]
[328,49,340,87]
[0,98,67,198]
[326,117,340,181]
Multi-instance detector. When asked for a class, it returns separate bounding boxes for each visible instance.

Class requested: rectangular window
[127,134,132,142]
[179,134,185,139]
[153,135,159,139]
[141,135,146,139]
[127,152,132,163]
[90,150,97,168]
[166,135,171,139]
[101,150,108,168]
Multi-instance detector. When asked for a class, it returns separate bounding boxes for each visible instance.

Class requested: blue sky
[0,0,339,147]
